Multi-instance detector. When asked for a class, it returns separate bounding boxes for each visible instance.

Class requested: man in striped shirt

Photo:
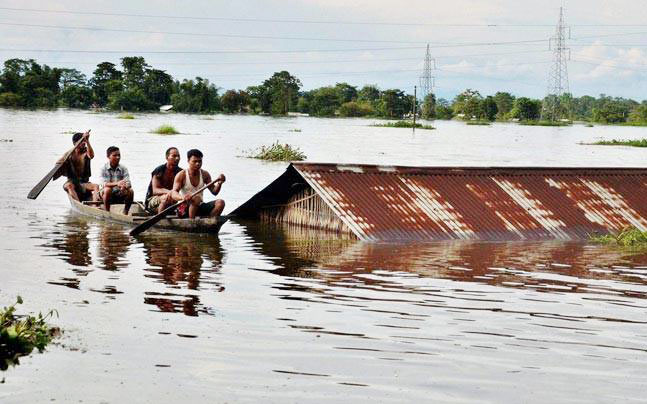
[100,146,134,214]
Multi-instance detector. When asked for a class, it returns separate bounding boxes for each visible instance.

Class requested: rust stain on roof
[232,163,647,242]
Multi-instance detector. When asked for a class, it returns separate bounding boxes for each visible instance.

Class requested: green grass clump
[466,121,491,126]
[1,296,59,371]
[590,227,647,248]
[117,113,135,119]
[247,141,306,161]
[519,120,571,126]
[372,120,435,130]
[288,128,302,132]
[619,121,647,127]
[152,124,179,135]
[592,139,647,147]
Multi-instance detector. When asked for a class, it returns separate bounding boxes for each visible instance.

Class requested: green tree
[90,62,123,106]
[334,82,357,104]
[59,69,92,108]
[452,89,482,119]
[481,96,498,121]
[309,86,339,116]
[338,101,374,117]
[357,85,380,103]
[435,98,453,120]
[493,92,514,119]
[170,77,220,113]
[221,89,241,113]
[421,93,436,119]
[262,71,302,115]
[377,89,409,118]
[142,69,174,107]
[511,97,541,121]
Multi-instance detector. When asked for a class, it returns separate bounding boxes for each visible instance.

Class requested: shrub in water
[152,125,179,135]
[1,296,59,371]
[246,142,306,161]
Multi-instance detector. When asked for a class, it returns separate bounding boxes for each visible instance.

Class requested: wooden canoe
[68,196,229,234]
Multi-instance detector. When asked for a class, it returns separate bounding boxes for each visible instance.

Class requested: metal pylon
[419,44,435,101]
[542,6,570,121]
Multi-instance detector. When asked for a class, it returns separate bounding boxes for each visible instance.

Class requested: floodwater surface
[1,109,647,402]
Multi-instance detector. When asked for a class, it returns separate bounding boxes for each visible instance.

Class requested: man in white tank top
[170,149,225,219]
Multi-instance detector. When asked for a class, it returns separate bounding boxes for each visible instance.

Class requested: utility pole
[413,86,417,134]
[542,6,570,121]
[419,44,435,102]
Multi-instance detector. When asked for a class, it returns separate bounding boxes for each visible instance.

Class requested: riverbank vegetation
[246,142,306,161]
[1,296,59,371]
[117,113,135,119]
[372,121,435,130]
[591,139,647,147]
[1,57,646,125]
[590,227,647,248]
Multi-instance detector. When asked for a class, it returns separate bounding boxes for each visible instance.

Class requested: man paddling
[55,131,100,202]
[171,149,225,219]
[100,146,134,214]
[145,147,182,214]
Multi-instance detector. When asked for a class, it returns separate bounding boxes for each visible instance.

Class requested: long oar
[129,179,218,236]
[27,131,88,200]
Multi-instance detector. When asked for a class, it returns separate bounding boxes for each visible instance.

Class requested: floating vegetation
[590,227,647,248]
[60,130,76,134]
[1,296,60,371]
[519,120,571,126]
[591,139,647,147]
[466,121,491,126]
[619,122,647,127]
[200,117,215,120]
[371,121,435,130]
[0,139,13,142]
[288,128,302,132]
[246,141,306,161]
[117,113,135,119]
[151,125,179,135]
[585,123,594,127]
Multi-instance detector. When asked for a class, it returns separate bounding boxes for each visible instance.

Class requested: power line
[3,6,647,28]
[0,22,558,47]
[0,46,424,54]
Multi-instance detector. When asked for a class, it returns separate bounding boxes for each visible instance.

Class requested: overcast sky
[1,0,646,100]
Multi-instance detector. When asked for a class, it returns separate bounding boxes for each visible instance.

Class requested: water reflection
[139,232,225,316]
[97,224,130,272]
[39,215,225,316]
[243,221,647,298]
[41,217,92,267]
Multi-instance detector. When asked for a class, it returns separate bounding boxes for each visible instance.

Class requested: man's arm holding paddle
[28,130,90,200]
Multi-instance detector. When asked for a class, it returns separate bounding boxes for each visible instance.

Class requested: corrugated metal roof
[233,163,647,242]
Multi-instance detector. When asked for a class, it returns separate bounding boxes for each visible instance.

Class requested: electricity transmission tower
[419,44,435,101]
[542,6,570,121]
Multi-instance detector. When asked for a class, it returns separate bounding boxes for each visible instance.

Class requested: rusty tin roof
[232,163,647,242]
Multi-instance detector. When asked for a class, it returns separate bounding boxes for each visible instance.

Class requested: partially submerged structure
[231,163,647,242]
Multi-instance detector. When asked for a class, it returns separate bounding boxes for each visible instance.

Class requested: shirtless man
[145,147,182,214]
[171,149,225,219]
[57,131,100,202]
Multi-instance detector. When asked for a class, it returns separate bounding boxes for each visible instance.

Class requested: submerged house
[231,163,647,242]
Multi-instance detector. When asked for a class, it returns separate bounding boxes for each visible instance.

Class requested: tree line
[1,57,646,124]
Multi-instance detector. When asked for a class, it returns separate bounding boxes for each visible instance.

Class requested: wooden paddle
[27,130,89,200]
[129,179,219,236]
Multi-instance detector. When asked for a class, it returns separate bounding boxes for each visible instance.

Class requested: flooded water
[1,109,647,402]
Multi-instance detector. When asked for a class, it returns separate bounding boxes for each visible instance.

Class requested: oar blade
[27,164,62,199]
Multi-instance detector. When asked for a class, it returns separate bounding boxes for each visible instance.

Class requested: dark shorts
[177,200,216,218]
[100,186,130,203]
